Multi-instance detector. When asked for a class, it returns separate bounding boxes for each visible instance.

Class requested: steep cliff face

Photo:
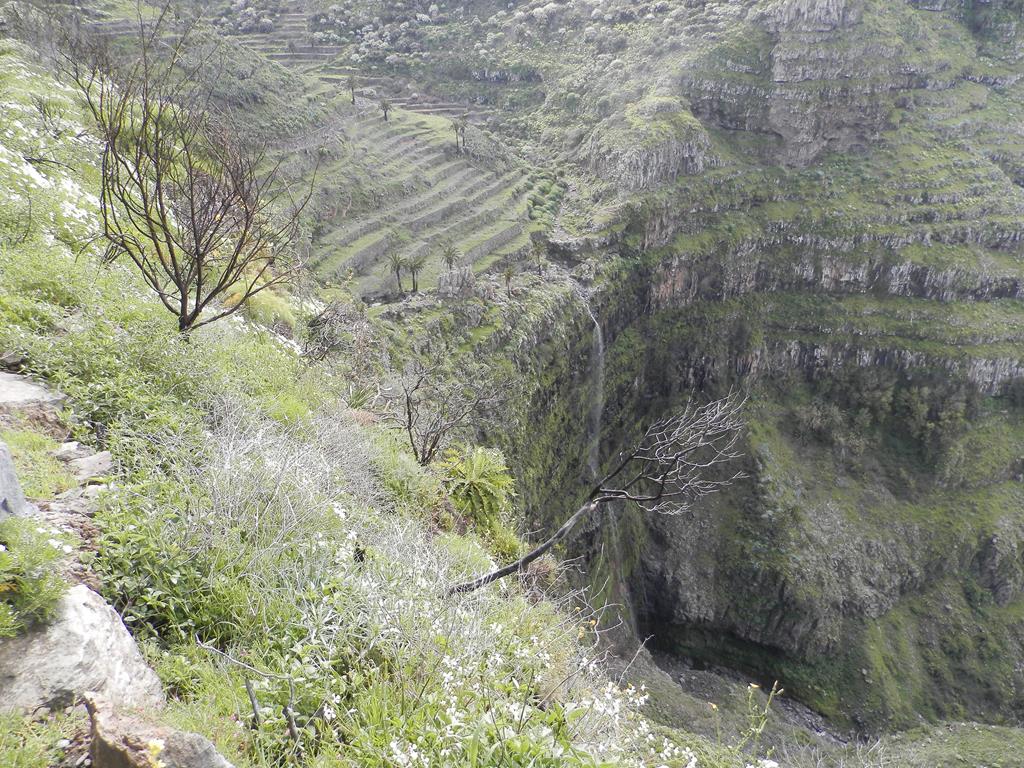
[678,0,960,164]
[493,0,1024,732]
[540,253,1024,731]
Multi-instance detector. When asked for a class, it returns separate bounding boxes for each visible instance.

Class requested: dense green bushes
[791,366,983,475]
[93,409,671,767]
[440,445,521,560]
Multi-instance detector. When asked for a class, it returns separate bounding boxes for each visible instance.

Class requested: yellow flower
[146,738,166,768]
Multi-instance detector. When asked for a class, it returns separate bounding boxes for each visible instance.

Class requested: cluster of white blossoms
[273,499,668,764]
[0,45,103,251]
[389,738,429,767]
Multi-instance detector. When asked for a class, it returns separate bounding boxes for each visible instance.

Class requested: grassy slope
[0,33,765,768]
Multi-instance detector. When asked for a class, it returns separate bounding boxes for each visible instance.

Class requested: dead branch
[303,300,379,364]
[195,636,302,751]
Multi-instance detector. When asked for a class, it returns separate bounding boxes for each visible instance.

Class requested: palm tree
[380,97,392,122]
[531,240,546,275]
[440,240,460,272]
[450,118,460,151]
[407,252,428,293]
[440,446,516,529]
[386,252,406,293]
[502,265,514,298]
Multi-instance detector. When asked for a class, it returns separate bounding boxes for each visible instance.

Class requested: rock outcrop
[69,450,115,484]
[0,585,164,713]
[87,696,234,768]
[585,97,714,190]
[679,0,965,165]
[0,371,65,423]
[0,440,29,520]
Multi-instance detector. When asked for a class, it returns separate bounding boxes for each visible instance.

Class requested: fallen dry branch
[446,392,747,596]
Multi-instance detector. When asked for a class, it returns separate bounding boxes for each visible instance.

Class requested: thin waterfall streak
[581,292,605,481]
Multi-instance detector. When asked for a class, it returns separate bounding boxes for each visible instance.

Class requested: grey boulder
[0,371,65,416]
[87,695,234,768]
[69,450,115,483]
[55,441,92,462]
[0,585,164,713]
[0,439,29,520]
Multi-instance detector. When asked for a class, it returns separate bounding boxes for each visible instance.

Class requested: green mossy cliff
[416,0,1024,735]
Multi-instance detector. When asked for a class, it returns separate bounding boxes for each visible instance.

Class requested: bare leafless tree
[61,4,313,333]
[303,300,380,365]
[387,359,504,466]
[446,392,747,596]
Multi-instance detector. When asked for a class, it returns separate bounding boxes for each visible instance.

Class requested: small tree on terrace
[62,6,312,333]
[380,97,392,122]
[347,73,357,105]
[531,238,546,275]
[447,392,747,595]
[440,239,460,272]
[407,252,428,293]
[386,251,406,293]
[450,118,461,152]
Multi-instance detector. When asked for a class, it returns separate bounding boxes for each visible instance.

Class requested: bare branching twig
[196,636,301,752]
[387,359,504,466]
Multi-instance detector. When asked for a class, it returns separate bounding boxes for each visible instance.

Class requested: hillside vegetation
[0,28,754,768]
[3,0,1024,766]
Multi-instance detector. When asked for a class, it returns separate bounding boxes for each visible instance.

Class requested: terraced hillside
[58,0,533,302]
[216,0,495,123]
[24,0,1024,751]
[296,0,1024,738]
[308,103,531,299]
[228,1,342,70]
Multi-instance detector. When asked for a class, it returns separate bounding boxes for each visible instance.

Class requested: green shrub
[239,289,298,336]
[95,473,314,646]
[440,445,522,559]
[374,436,443,515]
[0,428,76,499]
[0,518,69,637]
[440,446,515,528]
